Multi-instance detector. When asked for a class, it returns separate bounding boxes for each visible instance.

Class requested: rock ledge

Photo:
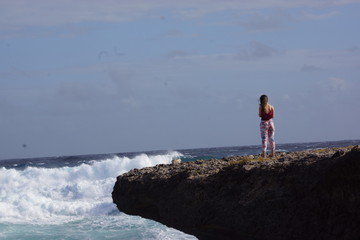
[112,146,360,240]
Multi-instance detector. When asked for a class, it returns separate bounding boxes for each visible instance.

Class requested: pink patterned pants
[260,119,275,153]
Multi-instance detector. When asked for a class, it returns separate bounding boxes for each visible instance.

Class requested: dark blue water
[1,139,358,170]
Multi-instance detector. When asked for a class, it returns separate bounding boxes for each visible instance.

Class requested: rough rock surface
[112,146,360,240]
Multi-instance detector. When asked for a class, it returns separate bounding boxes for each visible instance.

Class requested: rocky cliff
[112,146,360,240]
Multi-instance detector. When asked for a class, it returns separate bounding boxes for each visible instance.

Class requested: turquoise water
[0,215,195,240]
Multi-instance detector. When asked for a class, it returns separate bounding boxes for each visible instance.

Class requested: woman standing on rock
[259,94,275,158]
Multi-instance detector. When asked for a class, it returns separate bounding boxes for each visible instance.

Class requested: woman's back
[259,104,274,121]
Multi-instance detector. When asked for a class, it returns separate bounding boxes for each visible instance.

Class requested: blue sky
[0,0,359,159]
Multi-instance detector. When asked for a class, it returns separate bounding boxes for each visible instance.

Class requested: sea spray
[0,151,196,240]
[0,152,183,224]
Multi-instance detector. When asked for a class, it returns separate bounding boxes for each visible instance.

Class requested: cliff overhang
[112,146,360,240]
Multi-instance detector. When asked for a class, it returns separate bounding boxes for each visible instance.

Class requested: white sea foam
[0,152,183,224]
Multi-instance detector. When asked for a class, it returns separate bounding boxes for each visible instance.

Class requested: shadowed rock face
[112,146,360,240]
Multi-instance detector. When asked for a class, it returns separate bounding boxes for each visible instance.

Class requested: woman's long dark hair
[260,95,268,112]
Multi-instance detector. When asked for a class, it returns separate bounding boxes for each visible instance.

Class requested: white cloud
[165,41,281,63]
[153,45,359,75]
[1,0,359,27]
[347,46,360,53]
[56,83,103,102]
[162,29,185,38]
[317,77,352,103]
[166,50,196,59]
[297,11,339,21]
[300,64,323,72]
[324,77,349,92]
[234,41,280,61]
[284,48,360,71]
[236,10,292,32]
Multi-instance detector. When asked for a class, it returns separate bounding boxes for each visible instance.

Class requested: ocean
[0,139,359,240]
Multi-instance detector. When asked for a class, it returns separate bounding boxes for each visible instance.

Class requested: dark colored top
[261,108,273,121]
